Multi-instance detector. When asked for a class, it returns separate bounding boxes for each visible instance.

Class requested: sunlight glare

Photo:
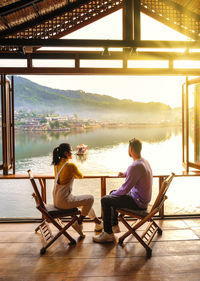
[174,60,200,69]
[80,60,123,68]
[128,60,168,68]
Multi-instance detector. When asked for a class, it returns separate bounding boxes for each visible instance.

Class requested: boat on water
[75,144,88,155]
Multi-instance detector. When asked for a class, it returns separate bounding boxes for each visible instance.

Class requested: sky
[21,10,192,108]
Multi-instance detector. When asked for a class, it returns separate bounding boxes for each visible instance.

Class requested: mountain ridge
[4,76,180,122]
[12,76,171,111]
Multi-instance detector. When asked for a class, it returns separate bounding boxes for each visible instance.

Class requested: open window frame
[182,76,200,172]
[0,75,15,175]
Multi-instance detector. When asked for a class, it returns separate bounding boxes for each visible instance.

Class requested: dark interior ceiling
[0,0,199,41]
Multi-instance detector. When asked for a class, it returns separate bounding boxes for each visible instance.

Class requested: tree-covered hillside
[13,76,171,113]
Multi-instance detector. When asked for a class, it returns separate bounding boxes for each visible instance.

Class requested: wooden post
[101,177,106,217]
[123,0,133,67]
[11,76,15,174]
[1,74,8,175]
[123,0,134,41]
[27,54,32,68]
[133,0,141,41]
[101,177,106,198]
[123,0,140,67]
[185,76,189,172]
[182,83,185,168]
[124,0,141,41]
[75,54,80,69]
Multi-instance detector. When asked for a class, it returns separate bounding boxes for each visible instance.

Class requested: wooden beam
[0,38,200,48]
[1,50,200,61]
[1,67,200,75]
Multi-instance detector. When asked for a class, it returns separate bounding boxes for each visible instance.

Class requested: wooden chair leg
[49,216,77,244]
[119,216,164,258]
[36,214,79,255]
[131,229,152,258]
[118,220,152,257]
[152,220,163,235]
[42,210,78,243]
[118,214,136,244]
[39,217,78,255]
[116,173,175,257]
[41,223,76,254]
[35,221,53,242]
[35,220,46,232]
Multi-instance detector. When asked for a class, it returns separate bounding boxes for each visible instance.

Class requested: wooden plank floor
[0,219,200,281]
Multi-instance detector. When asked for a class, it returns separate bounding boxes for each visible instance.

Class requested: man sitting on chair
[93,138,153,243]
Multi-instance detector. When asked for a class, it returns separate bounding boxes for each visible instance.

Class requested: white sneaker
[112,225,121,233]
[93,232,115,243]
[72,221,85,238]
[94,221,103,232]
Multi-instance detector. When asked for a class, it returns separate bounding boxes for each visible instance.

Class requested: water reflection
[0,126,182,160]
[75,153,88,163]
[6,126,185,176]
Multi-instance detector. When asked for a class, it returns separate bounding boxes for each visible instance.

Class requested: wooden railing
[0,171,200,219]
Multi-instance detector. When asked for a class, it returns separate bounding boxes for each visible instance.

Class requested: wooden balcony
[1,218,200,280]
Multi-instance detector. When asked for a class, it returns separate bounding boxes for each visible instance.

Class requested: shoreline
[13,123,181,132]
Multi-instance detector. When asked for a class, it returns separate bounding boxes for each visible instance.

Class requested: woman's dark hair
[52,143,71,165]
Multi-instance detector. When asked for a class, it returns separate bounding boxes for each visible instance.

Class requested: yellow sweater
[54,158,83,185]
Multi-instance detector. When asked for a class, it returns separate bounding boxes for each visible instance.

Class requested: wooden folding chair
[116,172,175,258]
[28,170,81,255]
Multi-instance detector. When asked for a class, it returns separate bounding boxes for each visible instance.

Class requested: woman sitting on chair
[52,143,102,237]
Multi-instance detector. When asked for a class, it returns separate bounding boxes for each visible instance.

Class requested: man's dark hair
[129,138,142,155]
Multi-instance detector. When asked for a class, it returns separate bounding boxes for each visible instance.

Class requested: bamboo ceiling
[0,0,200,51]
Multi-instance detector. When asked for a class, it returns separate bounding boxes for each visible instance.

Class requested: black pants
[101,194,143,233]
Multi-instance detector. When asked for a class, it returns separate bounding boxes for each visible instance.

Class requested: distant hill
[7,76,180,122]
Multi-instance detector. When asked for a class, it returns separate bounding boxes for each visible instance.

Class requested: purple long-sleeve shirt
[111,158,153,209]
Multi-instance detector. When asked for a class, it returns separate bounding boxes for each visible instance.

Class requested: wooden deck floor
[0,219,200,281]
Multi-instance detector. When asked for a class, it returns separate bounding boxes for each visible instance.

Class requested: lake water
[13,126,182,174]
[1,126,200,218]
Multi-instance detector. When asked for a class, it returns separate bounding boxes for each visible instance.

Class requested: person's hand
[118,172,125,177]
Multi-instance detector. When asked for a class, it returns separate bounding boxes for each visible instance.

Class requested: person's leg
[94,217,101,224]
[56,194,94,237]
[66,194,102,229]
[93,194,141,243]
[109,190,118,227]
[88,207,101,223]
[110,207,121,233]
[64,194,94,223]
[101,194,141,233]
[87,207,103,231]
